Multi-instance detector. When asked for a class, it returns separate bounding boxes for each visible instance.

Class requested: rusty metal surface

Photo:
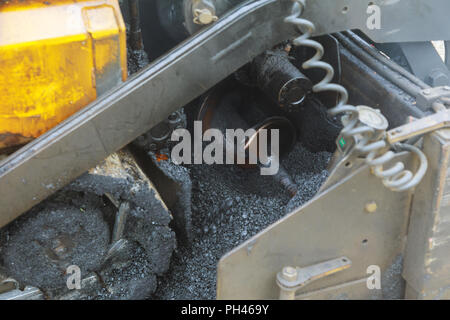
[403,128,450,299]
[217,153,413,299]
[0,133,33,155]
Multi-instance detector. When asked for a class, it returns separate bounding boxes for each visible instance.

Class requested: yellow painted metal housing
[0,0,127,151]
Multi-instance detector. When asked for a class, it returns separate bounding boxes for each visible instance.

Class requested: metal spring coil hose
[284,0,427,191]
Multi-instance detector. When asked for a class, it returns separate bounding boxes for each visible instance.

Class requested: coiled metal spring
[284,0,427,192]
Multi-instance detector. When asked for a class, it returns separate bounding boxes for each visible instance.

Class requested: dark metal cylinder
[128,0,144,51]
[253,51,312,110]
[197,83,297,158]
[197,82,298,197]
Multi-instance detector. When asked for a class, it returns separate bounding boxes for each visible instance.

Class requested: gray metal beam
[302,0,450,42]
[2,0,450,226]
[0,0,296,227]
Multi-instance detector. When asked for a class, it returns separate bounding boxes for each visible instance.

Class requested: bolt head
[365,201,377,213]
[282,266,298,282]
[428,69,449,87]
[357,106,388,131]
[194,8,217,25]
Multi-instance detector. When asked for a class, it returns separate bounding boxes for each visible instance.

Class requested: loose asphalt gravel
[153,143,331,299]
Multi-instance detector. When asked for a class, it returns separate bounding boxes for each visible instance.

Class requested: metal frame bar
[1,0,450,225]
[0,0,296,227]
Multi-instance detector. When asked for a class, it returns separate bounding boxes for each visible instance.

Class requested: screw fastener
[365,201,377,213]
[193,8,218,25]
[281,266,298,282]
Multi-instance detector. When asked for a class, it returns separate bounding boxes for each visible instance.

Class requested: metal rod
[335,32,427,104]
[128,0,144,51]
[344,31,430,90]
[0,0,297,227]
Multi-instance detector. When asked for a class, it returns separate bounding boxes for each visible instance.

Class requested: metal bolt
[275,170,298,198]
[261,160,297,198]
[193,8,218,25]
[357,106,388,131]
[365,201,377,213]
[427,69,449,87]
[168,112,179,122]
[149,143,158,151]
[423,89,432,95]
[281,266,298,282]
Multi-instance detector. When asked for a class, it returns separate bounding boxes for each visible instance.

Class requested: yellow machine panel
[0,0,127,151]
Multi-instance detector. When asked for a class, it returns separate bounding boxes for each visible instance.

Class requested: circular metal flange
[356,105,388,132]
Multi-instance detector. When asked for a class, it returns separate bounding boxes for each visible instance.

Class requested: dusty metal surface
[300,0,450,42]
[2,0,450,302]
[387,109,450,144]
[403,129,450,299]
[337,32,429,101]
[157,0,450,43]
[339,45,425,129]
[0,0,297,229]
[397,42,450,87]
[276,256,352,300]
[217,153,413,299]
[156,0,245,41]
[1,0,443,229]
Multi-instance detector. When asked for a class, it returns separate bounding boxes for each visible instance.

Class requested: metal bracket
[217,153,411,299]
[398,42,450,87]
[301,0,450,42]
[387,109,450,144]
[3,0,450,226]
[0,0,297,227]
[415,86,450,110]
[276,257,352,300]
[188,0,450,42]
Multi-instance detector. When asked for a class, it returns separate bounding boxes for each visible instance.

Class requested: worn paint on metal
[0,0,127,151]
[217,153,413,299]
[403,128,450,299]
